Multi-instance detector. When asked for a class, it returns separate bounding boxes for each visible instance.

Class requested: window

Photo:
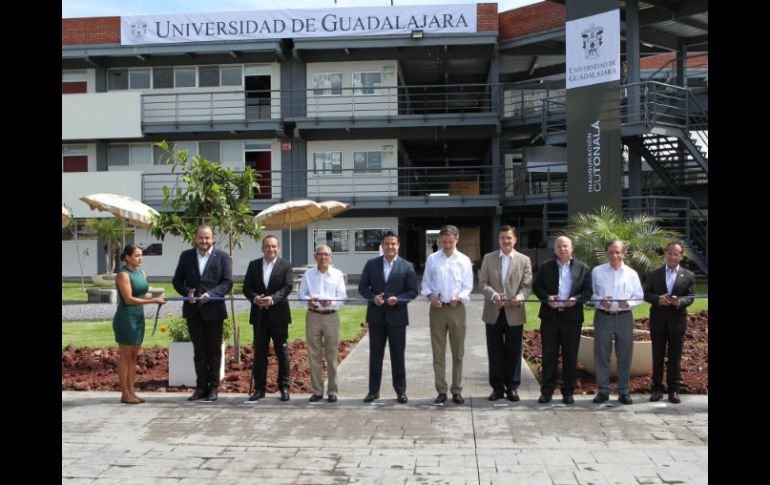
[353,71,382,95]
[313,152,342,175]
[314,229,349,253]
[108,144,154,166]
[129,69,151,90]
[174,67,196,88]
[107,69,129,90]
[62,219,98,241]
[221,66,243,86]
[353,151,382,174]
[130,144,152,165]
[198,141,220,163]
[108,145,129,166]
[355,229,391,252]
[153,68,173,89]
[312,72,342,95]
[199,66,220,87]
[222,141,243,163]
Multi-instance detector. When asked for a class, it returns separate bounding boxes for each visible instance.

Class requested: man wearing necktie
[358,231,418,404]
[643,241,696,404]
[478,225,533,403]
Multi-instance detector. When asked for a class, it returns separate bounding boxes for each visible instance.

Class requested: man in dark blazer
[358,231,418,404]
[172,225,233,402]
[643,241,695,404]
[532,236,592,405]
[243,235,294,402]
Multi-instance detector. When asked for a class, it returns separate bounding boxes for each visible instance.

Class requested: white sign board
[565,9,620,89]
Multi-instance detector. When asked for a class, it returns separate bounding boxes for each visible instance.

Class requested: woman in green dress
[113,244,165,404]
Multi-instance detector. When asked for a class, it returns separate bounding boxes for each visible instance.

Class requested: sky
[62,0,543,18]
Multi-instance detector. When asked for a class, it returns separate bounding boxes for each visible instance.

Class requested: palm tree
[561,206,688,277]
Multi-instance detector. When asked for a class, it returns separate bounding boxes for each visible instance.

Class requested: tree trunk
[228,236,241,364]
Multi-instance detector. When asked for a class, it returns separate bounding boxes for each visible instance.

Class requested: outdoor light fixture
[411,29,424,39]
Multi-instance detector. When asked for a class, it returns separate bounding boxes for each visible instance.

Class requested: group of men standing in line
[172,224,695,406]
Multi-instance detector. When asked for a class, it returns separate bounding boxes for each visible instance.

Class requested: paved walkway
[62,300,708,484]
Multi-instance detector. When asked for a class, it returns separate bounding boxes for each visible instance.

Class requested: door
[246,151,271,199]
[245,75,271,120]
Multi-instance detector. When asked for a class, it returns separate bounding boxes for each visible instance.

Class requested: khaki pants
[306,310,341,397]
[429,304,466,394]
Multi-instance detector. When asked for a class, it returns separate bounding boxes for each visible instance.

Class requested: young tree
[149,142,262,363]
[85,218,125,273]
[561,206,688,278]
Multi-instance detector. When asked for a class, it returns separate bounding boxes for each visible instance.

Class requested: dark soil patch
[522,310,708,395]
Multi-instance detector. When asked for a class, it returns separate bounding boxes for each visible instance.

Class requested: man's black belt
[596,309,631,316]
[309,308,337,314]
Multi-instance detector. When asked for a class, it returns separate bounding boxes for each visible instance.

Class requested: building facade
[62,1,708,278]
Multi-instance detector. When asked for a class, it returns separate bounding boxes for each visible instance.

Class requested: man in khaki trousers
[421,225,474,405]
[479,225,532,402]
[299,244,347,403]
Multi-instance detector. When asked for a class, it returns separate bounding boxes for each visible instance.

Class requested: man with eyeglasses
[299,244,347,403]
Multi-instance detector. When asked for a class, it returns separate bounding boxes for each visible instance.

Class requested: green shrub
[159,317,233,343]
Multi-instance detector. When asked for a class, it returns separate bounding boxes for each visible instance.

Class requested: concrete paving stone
[296,472,352,485]
[667,448,708,463]
[572,469,607,485]
[548,465,580,485]
[217,468,303,480]
[592,450,653,465]
[61,464,112,478]
[566,450,598,465]
[100,464,183,479]
[62,479,96,485]
[91,479,186,485]
[635,475,664,484]
[495,463,548,474]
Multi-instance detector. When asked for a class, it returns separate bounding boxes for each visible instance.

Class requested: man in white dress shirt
[590,240,644,405]
[421,225,474,405]
[299,244,347,403]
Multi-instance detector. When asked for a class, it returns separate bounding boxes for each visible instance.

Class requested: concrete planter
[577,329,652,377]
[168,342,226,387]
[91,273,117,288]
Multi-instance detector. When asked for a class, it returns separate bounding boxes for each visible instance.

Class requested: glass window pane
[129,69,151,90]
[170,142,197,161]
[221,66,243,86]
[198,141,220,163]
[368,151,382,172]
[108,145,129,166]
[153,145,167,165]
[107,69,128,90]
[153,67,173,89]
[130,144,152,165]
[175,67,196,88]
[199,66,219,87]
[222,141,243,163]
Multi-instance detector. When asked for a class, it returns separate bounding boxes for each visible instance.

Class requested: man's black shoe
[452,393,464,405]
[668,392,681,404]
[434,393,448,404]
[249,390,265,401]
[363,392,379,403]
[327,394,338,403]
[506,389,520,402]
[618,393,633,405]
[592,392,609,404]
[188,388,208,401]
[396,394,408,404]
[649,390,663,402]
[309,394,323,402]
[203,388,218,401]
[537,394,552,404]
[279,388,290,401]
[562,395,574,405]
[488,390,504,401]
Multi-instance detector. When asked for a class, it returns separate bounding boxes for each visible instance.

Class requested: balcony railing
[141,83,498,128]
[141,163,579,205]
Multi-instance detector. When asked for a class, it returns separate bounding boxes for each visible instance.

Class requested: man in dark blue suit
[358,232,418,404]
[172,225,233,402]
[243,235,294,402]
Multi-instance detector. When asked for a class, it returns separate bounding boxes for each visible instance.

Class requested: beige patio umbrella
[79,193,159,247]
[319,200,351,219]
[62,206,70,229]
[254,199,326,259]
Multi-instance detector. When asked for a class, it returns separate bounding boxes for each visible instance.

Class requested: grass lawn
[62,306,367,349]
[63,281,245,303]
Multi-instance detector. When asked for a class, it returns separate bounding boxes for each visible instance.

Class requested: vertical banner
[566,1,622,216]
